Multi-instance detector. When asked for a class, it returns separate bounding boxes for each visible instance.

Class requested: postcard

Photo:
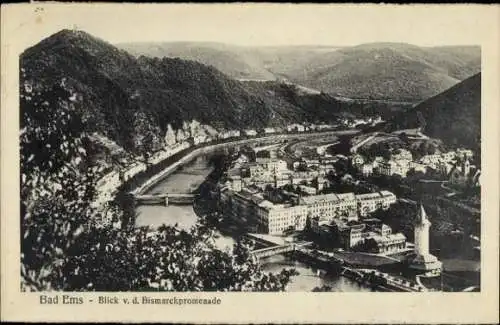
[1,3,499,323]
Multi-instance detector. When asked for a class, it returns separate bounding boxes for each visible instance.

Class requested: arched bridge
[134,193,196,206]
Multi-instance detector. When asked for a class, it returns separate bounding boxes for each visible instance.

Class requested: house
[287,124,305,132]
[244,129,258,137]
[391,149,412,162]
[408,161,428,174]
[264,127,277,134]
[377,160,410,177]
[360,163,374,177]
[355,191,397,216]
[448,157,476,186]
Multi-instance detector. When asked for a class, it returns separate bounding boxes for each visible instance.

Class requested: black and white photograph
[2,3,499,324]
[17,5,484,294]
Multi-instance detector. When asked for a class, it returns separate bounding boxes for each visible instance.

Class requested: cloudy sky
[3,4,495,50]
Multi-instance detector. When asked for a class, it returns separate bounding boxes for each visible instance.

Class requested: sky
[2,4,495,51]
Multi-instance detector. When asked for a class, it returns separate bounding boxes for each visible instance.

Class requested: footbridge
[250,241,313,260]
[134,193,196,206]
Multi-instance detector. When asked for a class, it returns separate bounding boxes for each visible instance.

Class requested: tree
[20,75,296,292]
[398,132,410,144]
[20,77,102,290]
[256,150,271,159]
[312,285,332,292]
[304,216,312,233]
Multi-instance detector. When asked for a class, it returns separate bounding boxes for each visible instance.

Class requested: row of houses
[94,141,192,208]
[351,147,476,179]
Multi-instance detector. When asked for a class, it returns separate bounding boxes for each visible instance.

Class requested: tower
[409,204,442,274]
[414,204,431,257]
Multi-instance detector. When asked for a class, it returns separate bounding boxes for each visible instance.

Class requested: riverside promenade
[131,129,360,197]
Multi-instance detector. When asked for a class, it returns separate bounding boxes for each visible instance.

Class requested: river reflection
[261,255,372,292]
[135,148,369,292]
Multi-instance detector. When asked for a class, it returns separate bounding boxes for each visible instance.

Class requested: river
[135,148,370,292]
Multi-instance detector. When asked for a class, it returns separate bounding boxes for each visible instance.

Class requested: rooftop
[300,192,356,205]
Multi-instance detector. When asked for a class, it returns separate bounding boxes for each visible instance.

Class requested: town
[82,109,483,293]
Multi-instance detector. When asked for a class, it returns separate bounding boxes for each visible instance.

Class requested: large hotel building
[220,184,397,235]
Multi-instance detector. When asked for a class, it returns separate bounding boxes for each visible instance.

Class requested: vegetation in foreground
[20,77,297,292]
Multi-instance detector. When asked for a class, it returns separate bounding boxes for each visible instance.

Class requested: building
[221,187,265,232]
[408,161,428,174]
[419,154,442,169]
[408,205,442,274]
[448,156,477,186]
[264,127,277,134]
[360,163,374,177]
[391,149,412,161]
[255,158,288,172]
[331,218,406,253]
[193,134,208,145]
[437,161,454,176]
[257,201,308,235]
[318,163,335,176]
[456,148,473,159]
[299,185,318,195]
[244,129,257,137]
[356,191,397,216]
[303,158,320,168]
[287,123,305,133]
[351,154,365,167]
[332,220,367,249]
[377,160,410,177]
[364,233,407,254]
[300,192,358,222]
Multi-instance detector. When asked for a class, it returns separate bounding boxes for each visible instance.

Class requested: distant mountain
[21,30,354,154]
[120,41,481,101]
[285,43,481,101]
[390,73,481,151]
[119,41,277,80]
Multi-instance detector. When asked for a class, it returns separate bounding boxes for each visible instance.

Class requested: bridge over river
[134,193,196,206]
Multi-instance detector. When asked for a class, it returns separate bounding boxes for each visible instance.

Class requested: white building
[255,158,288,173]
[244,129,258,137]
[360,163,374,177]
[257,201,308,235]
[377,160,410,177]
[356,191,397,216]
[351,154,365,167]
[299,185,318,195]
[408,161,428,174]
[300,193,358,222]
[287,123,305,132]
[193,135,208,145]
[264,127,277,134]
[391,149,412,161]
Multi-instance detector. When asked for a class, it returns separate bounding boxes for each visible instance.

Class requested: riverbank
[126,129,359,197]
